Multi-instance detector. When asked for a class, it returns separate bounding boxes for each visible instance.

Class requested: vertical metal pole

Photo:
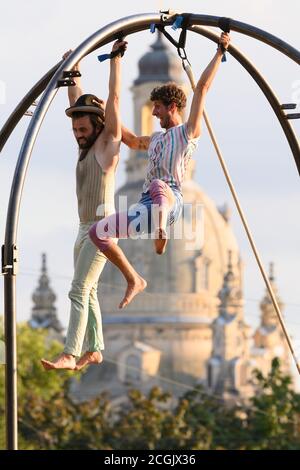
[2,244,18,449]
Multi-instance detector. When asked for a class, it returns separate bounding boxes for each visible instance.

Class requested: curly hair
[150,83,187,110]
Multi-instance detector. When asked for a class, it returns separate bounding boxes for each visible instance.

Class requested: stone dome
[134,32,183,86]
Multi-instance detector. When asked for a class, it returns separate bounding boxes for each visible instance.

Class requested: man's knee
[149,179,166,193]
[149,179,173,206]
[68,281,91,300]
[89,223,112,251]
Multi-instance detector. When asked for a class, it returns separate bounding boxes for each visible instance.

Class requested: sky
[0,1,300,379]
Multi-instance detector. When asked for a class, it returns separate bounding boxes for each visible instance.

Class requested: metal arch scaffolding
[1,12,299,450]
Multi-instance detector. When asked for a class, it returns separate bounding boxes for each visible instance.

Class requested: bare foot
[41,353,76,370]
[154,228,168,255]
[119,275,147,309]
[75,351,103,371]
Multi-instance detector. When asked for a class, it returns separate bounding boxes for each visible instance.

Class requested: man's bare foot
[75,351,103,371]
[154,228,168,255]
[41,353,76,370]
[119,275,147,309]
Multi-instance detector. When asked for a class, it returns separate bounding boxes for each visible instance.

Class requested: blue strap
[97,53,111,63]
[171,16,183,31]
[217,44,228,62]
[218,17,231,63]
[150,23,156,33]
[97,45,126,63]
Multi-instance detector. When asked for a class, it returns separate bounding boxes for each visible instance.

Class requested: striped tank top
[76,145,115,223]
[142,123,198,193]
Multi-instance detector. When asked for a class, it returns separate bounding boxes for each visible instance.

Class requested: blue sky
[1,1,300,379]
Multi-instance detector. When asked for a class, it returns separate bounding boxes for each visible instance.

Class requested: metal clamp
[286,113,300,120]
[281,103,297,110]
[56,79,76,88]
[24,100,38,117]
[159,9,179,23]
[62,70,81,78]
[1,245,18,276]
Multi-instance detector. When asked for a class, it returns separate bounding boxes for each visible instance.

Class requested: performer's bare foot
[119,275,147,309]
[154,228,168,255]
[75,351,103,371]
[41,353,76,370]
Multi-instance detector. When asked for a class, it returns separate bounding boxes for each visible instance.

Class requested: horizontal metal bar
[281,103,297,110]
[286,113,300,119]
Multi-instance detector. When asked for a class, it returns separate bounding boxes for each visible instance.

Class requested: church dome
[134,32,183,86]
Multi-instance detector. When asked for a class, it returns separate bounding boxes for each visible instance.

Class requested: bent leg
[149,179,176,254]
[89,212,147,309]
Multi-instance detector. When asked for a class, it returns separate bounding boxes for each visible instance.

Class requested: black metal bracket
[281,103,297,110]
[24,100,38,117]
[1,245,18,275]
[286,113,300,120]
[62,70,81,78]
[56,79,76,88]
[1,245,5,274]
[156,13,192,67]
[218,17,232,33]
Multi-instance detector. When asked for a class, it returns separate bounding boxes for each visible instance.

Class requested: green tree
[0,320,73,449]
[244,358,300,450]
[180,388,246,450]
[1,319,300,450]
[106,387,211,450]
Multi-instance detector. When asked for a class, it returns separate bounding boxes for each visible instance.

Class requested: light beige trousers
[64,222,107,356]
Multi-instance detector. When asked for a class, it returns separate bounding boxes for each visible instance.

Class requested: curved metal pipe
[2,12,300,449]
[1,12,299,152]
[188,14,300,64]
[0,64,61,153]
[191,25,300,174]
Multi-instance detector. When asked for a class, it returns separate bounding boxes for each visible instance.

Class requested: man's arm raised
[186,32,230,140]
[62,49,83,106]
[102,40,128,143]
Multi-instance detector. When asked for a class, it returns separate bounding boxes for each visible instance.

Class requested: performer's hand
[62,49,80,70]
[219,32,230,50]
[62,49,73,60]
[111,39,128,57]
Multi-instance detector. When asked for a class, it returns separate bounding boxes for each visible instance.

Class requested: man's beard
[160,115,170,129]
[77,128,100,149]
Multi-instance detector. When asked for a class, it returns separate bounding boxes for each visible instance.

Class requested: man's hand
[219,32,230,51]
[62,49,80,70]
[111,40,128,58]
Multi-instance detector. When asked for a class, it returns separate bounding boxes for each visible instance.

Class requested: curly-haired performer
[89,32,230,310]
